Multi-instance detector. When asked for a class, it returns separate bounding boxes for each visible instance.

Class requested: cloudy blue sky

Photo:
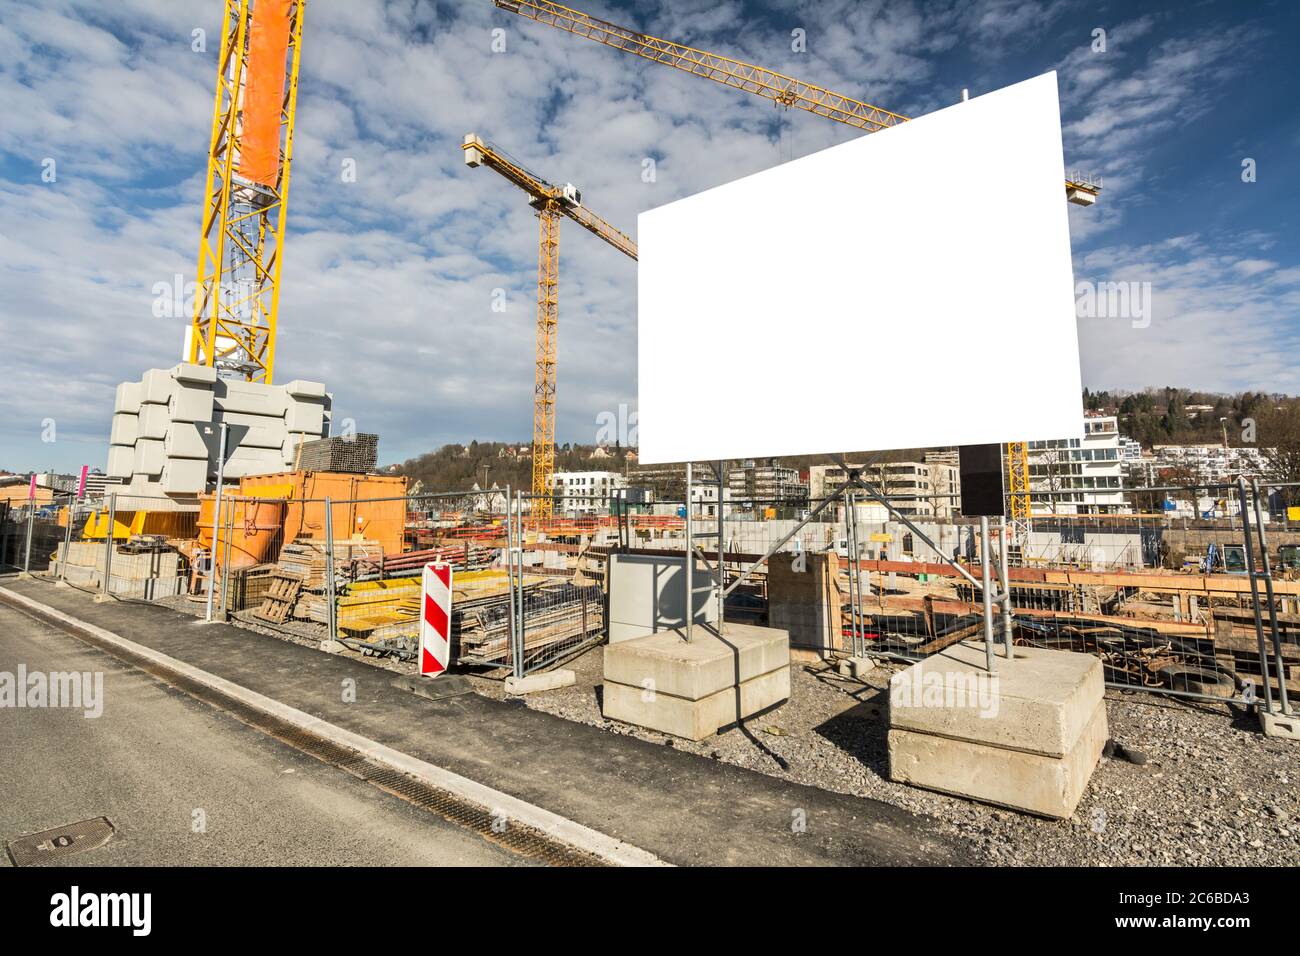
[1,0,1297,473]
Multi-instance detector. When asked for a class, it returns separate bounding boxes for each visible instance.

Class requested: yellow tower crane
[492,0,1098,536]
[463,134,638,519]
[188,0,306,384]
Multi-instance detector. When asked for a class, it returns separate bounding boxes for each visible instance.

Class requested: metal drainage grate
[7,816,115,867]
[6,598,607,867]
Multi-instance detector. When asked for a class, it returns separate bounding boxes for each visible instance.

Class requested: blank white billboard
[637,71,1082,464]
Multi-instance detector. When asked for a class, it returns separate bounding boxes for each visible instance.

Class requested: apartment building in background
[1028,414,1129,514]
[727,459,807,506]
[550,470,627,515]
[808,459,960,517]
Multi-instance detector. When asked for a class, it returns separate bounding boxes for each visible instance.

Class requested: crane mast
[464,134,637,518]
[188,0,305,384]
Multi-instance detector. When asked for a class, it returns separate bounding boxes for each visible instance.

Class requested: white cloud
[0,0,1294,472]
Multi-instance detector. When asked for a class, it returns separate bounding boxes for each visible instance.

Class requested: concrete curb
[0,586,668,868]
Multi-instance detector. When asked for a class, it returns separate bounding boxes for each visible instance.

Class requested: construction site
[0,0,1295,889]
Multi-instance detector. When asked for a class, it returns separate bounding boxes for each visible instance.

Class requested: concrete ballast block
[888,700,1109,819]
[171,362,218,386]
[114,381,143,415]
[604,625,790,699]
[602,624,791,741]
[887,642,1108,818]
[1259,707,1299,741]
[215,379,287,416]
[141,368,175,405]
[137,403,171,440]
[161,457,207,494]
[164,423,209,459]
[604,666,790,741]
[169,385,215,423]
[106,445,134,479]
[505,669,577,695]
[889,642,1103,757]
[284,399,325,434]
[133,439,166,476]
[109,412,139,446]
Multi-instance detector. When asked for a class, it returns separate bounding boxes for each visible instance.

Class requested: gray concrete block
[171,362,218,385]
[109,412,139,446]
[141,368,175,404]
[161,457,207,494]
[114,381,143,414]
[163,423,208,459]
[214,410,289,449]
[888,699,1108,819]
[133,439,166,476]
[1259,706,1299,741]
[608,552,719,644]
[839,656,875,680]
[283,379,327,399]
[222,445,290,479]
[889,642,1103,757]
[284,399,325,434]
[604,665,790,741]
[137,403,171,440]
[504,669,576,695]
[215,379,286,416]
[168,385,214,423]
[106,445,134,479]
[603,624,790,701]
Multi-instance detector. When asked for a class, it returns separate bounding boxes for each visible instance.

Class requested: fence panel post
[980,515,995,673]
[504,485,515,676]
[1235,477,1275,713]
[323,496,338,642]
[59,494,76,583]
[1250,478,1292,716]
[22,501,35,575]
[512,491,525,679]
[99,492,117,600]
[220,496,235,621]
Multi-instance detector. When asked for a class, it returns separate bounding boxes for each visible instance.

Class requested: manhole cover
[7,817,116,867]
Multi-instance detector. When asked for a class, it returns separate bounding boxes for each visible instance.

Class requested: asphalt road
[0,602,530,866]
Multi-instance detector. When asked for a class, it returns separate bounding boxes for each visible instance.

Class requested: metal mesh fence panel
[7,472,1291,709]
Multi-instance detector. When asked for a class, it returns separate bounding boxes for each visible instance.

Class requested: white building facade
[1029,415,1129,514]
[550,471,628,515]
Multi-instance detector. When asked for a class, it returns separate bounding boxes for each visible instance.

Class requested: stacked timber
[322,569,602,666]
[455,578,603,665]
[321,578,421,634]
[276,538,383,588]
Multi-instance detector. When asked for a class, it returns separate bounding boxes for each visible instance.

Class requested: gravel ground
[143,588,1300,866]
[498,646,1299,867]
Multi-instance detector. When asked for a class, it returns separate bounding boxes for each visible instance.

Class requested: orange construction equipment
[237,471,407,556]
[199,494,285,571]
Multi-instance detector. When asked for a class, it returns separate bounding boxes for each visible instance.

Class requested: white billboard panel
[637,72,1082,464]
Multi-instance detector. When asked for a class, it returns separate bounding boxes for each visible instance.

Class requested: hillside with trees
[392,388,1300,494]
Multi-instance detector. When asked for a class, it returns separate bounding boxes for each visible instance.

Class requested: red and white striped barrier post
[420,561,454,677]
